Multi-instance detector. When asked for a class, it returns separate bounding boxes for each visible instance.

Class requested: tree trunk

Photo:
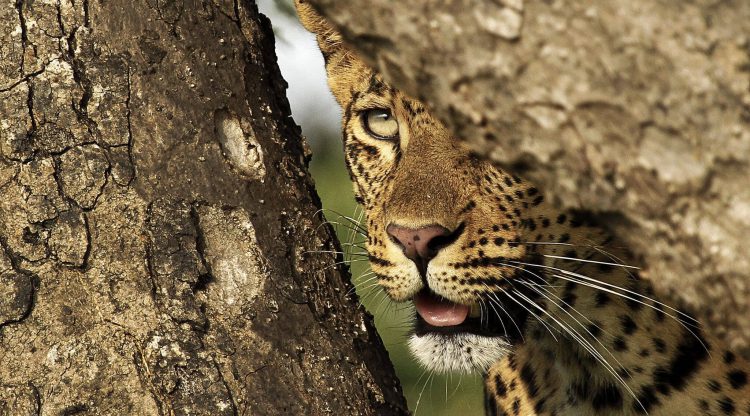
[0,1,407,414]
[306,0,750,354]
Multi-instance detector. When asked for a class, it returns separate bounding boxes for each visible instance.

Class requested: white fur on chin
[408,332,510,373]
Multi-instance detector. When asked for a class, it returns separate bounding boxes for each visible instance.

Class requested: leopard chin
[407,290,523,373]
[408,332,510,373]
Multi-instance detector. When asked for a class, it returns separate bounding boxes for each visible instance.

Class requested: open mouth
[412,289,520,338]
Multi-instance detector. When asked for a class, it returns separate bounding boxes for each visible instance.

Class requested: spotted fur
[295,2,750,414]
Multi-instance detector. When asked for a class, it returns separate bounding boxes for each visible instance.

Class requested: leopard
[293,1,750,415]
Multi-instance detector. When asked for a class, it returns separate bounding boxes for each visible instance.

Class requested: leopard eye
[362,108,399,140]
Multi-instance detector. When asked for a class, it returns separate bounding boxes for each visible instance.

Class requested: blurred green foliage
[309,139,485,415]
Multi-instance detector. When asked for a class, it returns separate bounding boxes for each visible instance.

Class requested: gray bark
[0,0,407,414]
[307,0,750,354]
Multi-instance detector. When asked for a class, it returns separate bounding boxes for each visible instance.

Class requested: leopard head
[295,1,601,373]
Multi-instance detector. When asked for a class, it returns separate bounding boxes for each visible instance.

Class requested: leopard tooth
[468,303,481,318]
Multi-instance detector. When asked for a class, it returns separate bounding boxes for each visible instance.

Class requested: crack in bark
[76,211,91,270]
[0,59,60,93]
[26,79,36,133]
[189,203,214,294]
[15,0,27,73]
[123,67,136,186]
[82,0,90,28]
[30,382,41,416]
[56,2,98,142]
[0,235,38,329]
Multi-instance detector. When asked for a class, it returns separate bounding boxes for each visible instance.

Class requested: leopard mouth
[411,289,524,340]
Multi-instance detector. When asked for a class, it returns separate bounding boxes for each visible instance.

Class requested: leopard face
[342,80,544,372]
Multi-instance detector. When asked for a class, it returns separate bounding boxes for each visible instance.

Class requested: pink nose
[386,223,462,265]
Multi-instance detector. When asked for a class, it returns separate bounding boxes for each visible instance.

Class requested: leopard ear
[294,1,369,106]
[293,0,344,60]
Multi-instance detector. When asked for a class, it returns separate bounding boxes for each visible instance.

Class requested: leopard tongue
[414,292,469,327]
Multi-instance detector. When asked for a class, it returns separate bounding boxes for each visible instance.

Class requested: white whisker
[543,254,639,270]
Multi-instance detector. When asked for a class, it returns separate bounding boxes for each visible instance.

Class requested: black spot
[494,375,508,397]
[494,237,505,246]
[727,369,747,389]
[723,351,736,365]
[558,233,570,244]
[484,393,499,416]
[367,74,387,94]
[613,336,627,351]
[492,225,500,232]
[595,291,610,307]
[512,399,520,415]
[639,349,650,357]
[527,187,539,196]
[507,355,517,370]
[361,144,379,156]
[461,200,477,214]
[717,396,735,415]
[534,398,546,413]
[368,255,392,267]
[541,218,550,227]
[652,330,709,394]
[620,315,638,335]
[653,302,665,321]
[514,190,524,198]
[653,338,667,353]
[587,322,602,338]
[633,386,658,414]
[697,399,709,411]
[561,291,577,310]
[569,213,586,227]
[708,379,722,392]
[479,237,488,245]
[591,383,623,410]
[520,363,540,398]
[504,176,513,187]
[532,195,544,206]
[526,219,537,231]
[556,214,567,224]
[505,194,514,203]
[567,378,589,405]
[626,296,643,311]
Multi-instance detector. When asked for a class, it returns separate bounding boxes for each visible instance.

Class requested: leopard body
[294,2,750,414]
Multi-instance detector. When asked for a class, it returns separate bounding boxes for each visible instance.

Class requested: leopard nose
[386,223,464,266]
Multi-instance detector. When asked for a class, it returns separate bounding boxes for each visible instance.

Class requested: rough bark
[0,0,407,415]
[307,0,750,353]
